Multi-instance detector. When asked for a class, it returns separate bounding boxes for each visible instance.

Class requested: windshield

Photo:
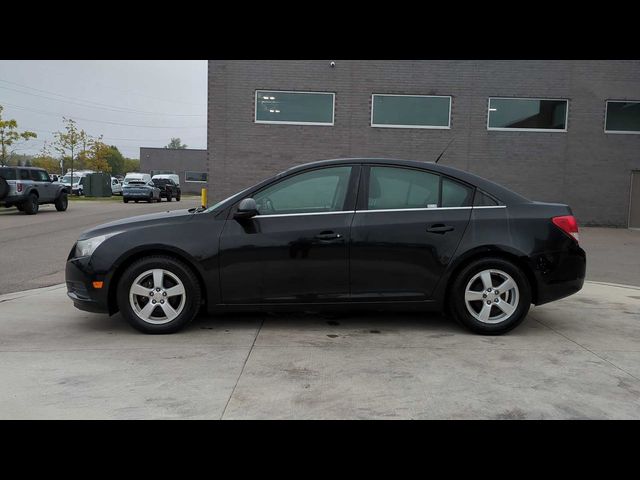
[61,175,82,184]
[125,181,146,185]
[153,179,171,185]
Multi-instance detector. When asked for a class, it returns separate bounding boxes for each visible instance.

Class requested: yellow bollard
[201,187,207,209]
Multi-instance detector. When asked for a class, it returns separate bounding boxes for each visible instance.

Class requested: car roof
[284,158,530,205]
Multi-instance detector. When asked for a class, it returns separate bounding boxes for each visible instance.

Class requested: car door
[219,165,359,304]
[349,165,473,301]
[29,169,50,201]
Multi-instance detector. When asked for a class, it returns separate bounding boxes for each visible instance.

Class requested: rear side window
[0,168,16,180]
[368,166,439,210]
[441,177,473,207]
[19,169,30,180]
[473,190,499,206]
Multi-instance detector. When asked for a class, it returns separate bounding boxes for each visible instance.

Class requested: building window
[605,101,640,134]
[487,98,568,132]
[185,171,208,183]
[255,90,335,126]
[371,94,451,129]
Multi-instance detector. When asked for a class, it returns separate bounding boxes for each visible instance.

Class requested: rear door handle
[314,232,342,241]
[426,224,454,234]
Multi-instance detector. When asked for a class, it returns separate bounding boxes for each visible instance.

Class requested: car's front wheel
[54,192,68,211]
[448,257,531,335]
[116,255,202,334]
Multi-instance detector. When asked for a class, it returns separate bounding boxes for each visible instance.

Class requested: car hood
[78,209,195,240]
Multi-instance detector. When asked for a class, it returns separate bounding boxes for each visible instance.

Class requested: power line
[0,79,205,117]
[0,100,206,129]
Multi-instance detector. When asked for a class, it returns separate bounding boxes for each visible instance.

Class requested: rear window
[0,167,16,180]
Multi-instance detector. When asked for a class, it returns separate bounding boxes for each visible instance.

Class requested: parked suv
[0,166,69,214]
[151,177,181,201]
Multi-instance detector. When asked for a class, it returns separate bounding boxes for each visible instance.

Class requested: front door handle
[426,224,454,234]
[314,232,342,241]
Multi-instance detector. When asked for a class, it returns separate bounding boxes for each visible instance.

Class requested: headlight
[75,232,120,258]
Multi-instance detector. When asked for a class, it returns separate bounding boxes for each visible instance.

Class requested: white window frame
[254,90,335,126]
[487,97,569,133]
[604,100,640,135]
[184,171,208,183]
[370,94,452,130]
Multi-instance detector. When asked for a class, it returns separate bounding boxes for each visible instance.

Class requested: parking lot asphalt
[0,280,638,419]
[0,197,200,295]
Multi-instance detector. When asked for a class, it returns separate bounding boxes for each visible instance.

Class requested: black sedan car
[122,180,161,203]
[66,158,585,335]
[151,177,181,202]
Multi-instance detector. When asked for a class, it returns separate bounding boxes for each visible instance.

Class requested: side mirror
[234,198,258,219]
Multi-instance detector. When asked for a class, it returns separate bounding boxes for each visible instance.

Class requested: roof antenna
[434,137,455,164]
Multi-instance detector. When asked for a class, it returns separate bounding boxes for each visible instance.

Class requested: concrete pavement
[0,281,638,419]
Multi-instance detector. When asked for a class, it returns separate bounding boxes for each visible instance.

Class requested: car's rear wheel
[123,197,129,203]
[117,256,201,334]
[54,192,68,211]
[23,193,39,215]
[448,257,531,335]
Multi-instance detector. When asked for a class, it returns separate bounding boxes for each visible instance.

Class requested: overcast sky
[0,60,207,159]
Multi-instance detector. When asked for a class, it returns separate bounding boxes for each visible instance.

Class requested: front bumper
[65,256,110,314]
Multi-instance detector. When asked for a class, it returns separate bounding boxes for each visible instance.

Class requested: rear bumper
[530,244,586,305]
[0,194,26,206]
[65,257,110,314]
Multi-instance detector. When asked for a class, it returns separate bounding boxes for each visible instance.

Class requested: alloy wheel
[464,269,519,324]
[129,269,186,324]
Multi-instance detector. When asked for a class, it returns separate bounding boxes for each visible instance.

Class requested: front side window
[368,166,440,210]
[255,90,335,125]
[605,101,640,133]
[185,171,208,183]
[253,166,352,215]
[371,94,451,129]
[488,98,568,131]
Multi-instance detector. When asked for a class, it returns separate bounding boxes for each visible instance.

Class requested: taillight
[552,215,579,242]
[16,182,23,192]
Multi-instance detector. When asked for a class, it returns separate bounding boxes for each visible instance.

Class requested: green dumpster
[84,173,112,197]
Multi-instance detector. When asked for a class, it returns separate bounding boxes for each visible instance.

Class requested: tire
[134,200,139,203]
[123,197,129,203]
[176,195,181,202]
[22,193,39,215]
[447,257,531,335]
[54,192,68,211]
[16,203,24,212]
[167,194,172,202]
[116,255,201,334]
[0,176,8,200]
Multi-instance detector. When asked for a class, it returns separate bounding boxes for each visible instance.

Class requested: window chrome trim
[604,100,640,134]
[370,94,452,129]
[254,90,335,126]
[472,205,507,209]
[254,205,507,218]
[486,97,569,133]
[257,210,355,218]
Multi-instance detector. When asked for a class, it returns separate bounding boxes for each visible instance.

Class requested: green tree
[104,145,125,175]
[84,136,112,173]
[165,137,187,149]
[54,118,81,178]
[123,157,140,173]
[32,141,61,173]
[0,105,37,165]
